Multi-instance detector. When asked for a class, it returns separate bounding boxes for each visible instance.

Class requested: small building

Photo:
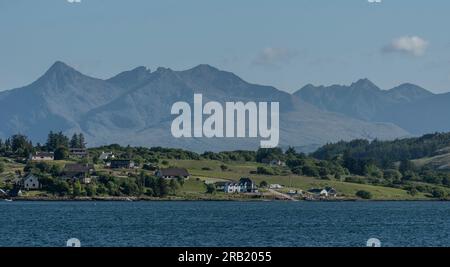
[156,168,190,179]
[214,182,227,191]
[4,177,22,186]
[308,188,337,198]
[325,187,337,197]
[63,163,95,184]
[99,152,115,161]
[261,158,286,166]
[270,159,286,166]
[69,148,88,158]
[110,159,135,169]
[8,187,23,197]
[23,174,41,190]
[239,177,257,193]
[224,182,241,193]
[219,178,258,194]
[269,184,284,189]
[29,152,54,161]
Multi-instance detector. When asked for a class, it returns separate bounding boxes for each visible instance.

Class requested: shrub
[259,181,268,188]
[256,166,274,175]
[205,183,216,194]
[345,176,366,184]
[431,188,447,199]
[356,190,372,199]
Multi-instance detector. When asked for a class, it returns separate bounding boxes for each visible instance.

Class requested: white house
[308,188,329,197]
[269,184,283,189]
[23,174,41,190]
[30,152,54,161]
[220,178,258,193]
[270,159,286,166]
[224,183,241,193]
[308,187,338,198]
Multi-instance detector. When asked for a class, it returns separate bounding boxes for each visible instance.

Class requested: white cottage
[224,182,241,193]
[23,174,41,190]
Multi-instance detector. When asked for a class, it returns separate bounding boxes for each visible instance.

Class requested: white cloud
[383,36,429,56]
[253,47,296,67]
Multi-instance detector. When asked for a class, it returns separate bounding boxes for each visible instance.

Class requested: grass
[168,159,431,200]
[1,157,446,201]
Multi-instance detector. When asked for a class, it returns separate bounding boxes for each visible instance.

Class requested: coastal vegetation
[1,131,450,201]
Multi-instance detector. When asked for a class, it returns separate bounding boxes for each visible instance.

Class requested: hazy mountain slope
[380,92,450,135]
[81,65,409,151]
[294,79,439,134]
[0,61,125,140]
[0,62,410,151]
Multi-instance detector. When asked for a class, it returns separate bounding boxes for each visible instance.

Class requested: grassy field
[168,159,432,200]
[412,152,450,171]
[1,157,446,201]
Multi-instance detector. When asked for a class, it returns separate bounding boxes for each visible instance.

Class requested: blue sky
[1,0,450,93]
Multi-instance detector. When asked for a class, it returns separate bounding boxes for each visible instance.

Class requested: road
[267,189,299,201]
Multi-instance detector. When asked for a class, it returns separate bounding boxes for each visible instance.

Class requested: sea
[0,201,449,247]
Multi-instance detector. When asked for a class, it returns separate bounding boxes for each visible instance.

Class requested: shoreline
[3,196,447,202]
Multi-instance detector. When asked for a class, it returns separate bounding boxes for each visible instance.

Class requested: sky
[1,0,450,93]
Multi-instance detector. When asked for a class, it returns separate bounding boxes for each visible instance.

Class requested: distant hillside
[294,79,450,135]
[0,62,408,152]
[312,132,450,168]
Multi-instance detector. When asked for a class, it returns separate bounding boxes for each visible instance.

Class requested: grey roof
[64,163,95,173]
[239,177,254,184]
[158,168,190,177]
[33,152,54,157]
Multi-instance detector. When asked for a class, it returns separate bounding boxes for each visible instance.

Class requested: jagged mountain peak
[389,83,433,95]
[44,61,81,76]
[107,66,152,90]
[351,78,379,90]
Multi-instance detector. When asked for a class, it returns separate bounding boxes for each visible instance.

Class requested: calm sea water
[0,201,449,247]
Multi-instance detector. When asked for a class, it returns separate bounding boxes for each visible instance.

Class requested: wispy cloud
[382,36,429,56]
[252,47,297,67]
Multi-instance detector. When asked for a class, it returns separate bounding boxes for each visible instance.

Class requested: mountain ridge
[0,62,411,152]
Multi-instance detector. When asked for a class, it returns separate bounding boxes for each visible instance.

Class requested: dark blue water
[1,201,449,247]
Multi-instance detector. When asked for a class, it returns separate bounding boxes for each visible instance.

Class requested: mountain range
[295,79,450,135]
[2,61,443,152]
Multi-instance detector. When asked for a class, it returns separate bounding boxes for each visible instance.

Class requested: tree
[54,146,68,160]
[256,147,284,163]
[220,164,228,171]
[70,134,79,148]
[169,179,179,194]
[205,183,216,194]
[176,176,185,187]
[399,160,415,175]
[10,134,32,157]
[85,184,97,197]
[259,181,268,188]
[73,180,82,197]
[356,190,372,199]
[407,187,418,196]
[256,166,274,175]
[431,188,447,199]
[78,133,86,149]
[46,131,69,151]
[0,162,4,173]
[157,177,169,197]
[121,180,140,196]
[52,180,70,196]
